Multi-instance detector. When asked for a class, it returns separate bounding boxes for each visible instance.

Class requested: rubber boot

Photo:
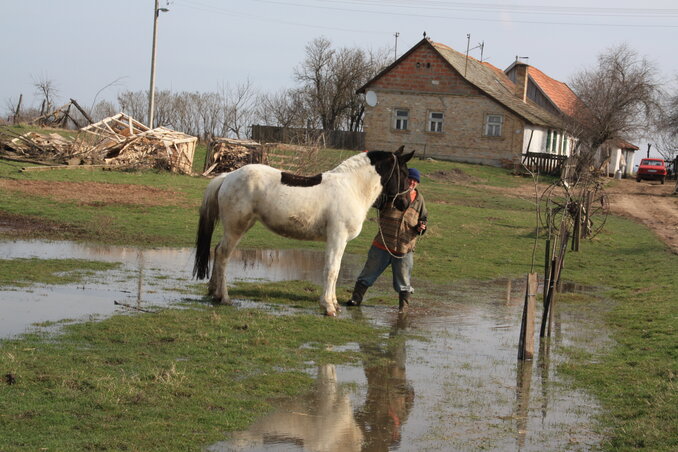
[346,281,368,307]
[398,291,410,313]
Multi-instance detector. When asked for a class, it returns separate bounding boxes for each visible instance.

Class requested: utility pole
[647,143,652,158]
[148,0,169,129]
[464,34,470,77]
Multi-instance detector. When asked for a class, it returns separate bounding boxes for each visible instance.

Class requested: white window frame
[394,109,409,130]
[428,111,444,133]
[484,114,503,137]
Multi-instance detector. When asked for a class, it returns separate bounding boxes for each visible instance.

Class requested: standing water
[0,240,609,450]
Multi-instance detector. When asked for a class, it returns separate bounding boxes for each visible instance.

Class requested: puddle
[1,240,612,450]
[0,240,360,338]
[208,279,612,452]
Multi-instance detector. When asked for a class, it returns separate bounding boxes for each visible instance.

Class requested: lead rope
[377,155,411,259]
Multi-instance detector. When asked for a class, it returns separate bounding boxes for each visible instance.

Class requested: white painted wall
[522,126,548,153]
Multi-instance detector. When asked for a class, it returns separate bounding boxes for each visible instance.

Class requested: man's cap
[408,168,421,182]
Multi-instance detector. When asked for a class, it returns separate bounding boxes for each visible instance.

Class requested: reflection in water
[355,313,413,452]
[208,364,363,452]
[208,314,414,452]
[514,359,534,448]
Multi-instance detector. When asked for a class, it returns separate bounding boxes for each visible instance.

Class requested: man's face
[408,178,419,189]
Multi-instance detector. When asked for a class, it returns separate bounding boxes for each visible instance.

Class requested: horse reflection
[209,314,414,452]
[212,364,363,452]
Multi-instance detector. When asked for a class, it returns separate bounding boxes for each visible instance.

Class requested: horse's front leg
[322,234,348,316]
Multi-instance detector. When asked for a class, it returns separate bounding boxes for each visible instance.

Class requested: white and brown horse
[193,147,414,316]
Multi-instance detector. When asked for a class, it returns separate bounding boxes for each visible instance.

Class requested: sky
[1,0,677,162]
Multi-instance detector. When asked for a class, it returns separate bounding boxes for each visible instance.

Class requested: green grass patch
[0,258,119,287]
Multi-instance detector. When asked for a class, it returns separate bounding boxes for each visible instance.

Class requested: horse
[193,146,414,316]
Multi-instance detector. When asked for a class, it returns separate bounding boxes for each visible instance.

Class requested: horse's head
[369,146,415,211]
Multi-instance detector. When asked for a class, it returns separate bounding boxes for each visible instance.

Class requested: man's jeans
[356,245,414,293]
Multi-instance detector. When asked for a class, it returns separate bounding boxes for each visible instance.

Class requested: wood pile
[1,113,197,174]
[202,137,265,176]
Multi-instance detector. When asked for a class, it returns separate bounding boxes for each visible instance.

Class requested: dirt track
[604,178,678,254]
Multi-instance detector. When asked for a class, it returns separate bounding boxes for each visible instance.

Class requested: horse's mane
[327,151,391,174]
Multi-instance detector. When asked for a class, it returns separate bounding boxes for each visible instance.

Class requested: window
[429,112,443,132]
[485,114,503,137]
[394,109,409,130]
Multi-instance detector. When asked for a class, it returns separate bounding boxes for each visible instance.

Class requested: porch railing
[522,152,568,176]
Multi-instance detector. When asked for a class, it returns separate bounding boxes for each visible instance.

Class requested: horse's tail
[193,175,225,280]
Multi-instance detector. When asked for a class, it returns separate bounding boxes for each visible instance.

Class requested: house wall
[363,45,525,167]
[523,126,575,156]
[622,150,635,176]
[363,91,525,167]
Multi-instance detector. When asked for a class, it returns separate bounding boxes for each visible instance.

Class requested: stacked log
[202,138,265,176]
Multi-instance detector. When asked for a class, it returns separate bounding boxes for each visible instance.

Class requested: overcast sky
[2,0,677,160]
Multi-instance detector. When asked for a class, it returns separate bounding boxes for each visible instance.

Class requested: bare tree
[569,44,661,153]
[294,37,390,132]
[220,79,258,139]
[344,46,391,131]
[653,79,678,163]
[91,99,117,122]
[117,91,147,121]
[33,74,59,116]
[195,92,223,140]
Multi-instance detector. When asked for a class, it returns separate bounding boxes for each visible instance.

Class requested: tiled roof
[525,66,582,117]
[430,41,561,127]
[609,138,639,150]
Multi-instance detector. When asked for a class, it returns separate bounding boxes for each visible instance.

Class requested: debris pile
[202,137,265,176]
[1,113,197,174]
[1,131,76,160]
[81,114,196,174]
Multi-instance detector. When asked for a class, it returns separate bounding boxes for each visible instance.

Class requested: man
[346,168,428,313]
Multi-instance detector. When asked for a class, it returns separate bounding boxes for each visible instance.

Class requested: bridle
[384,154,411,208]
[376,154,413,259]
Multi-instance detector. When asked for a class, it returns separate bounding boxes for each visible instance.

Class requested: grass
[0,142,676,450]
[0,258,119,287]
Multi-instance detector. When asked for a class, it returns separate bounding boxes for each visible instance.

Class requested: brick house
[358,38,570,167]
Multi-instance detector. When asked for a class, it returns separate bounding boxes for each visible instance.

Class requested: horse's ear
[394,145,405,156]
[400,150,415,163]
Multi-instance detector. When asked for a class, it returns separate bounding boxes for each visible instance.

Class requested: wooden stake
[13,94,22,124]
[518,272,538,360]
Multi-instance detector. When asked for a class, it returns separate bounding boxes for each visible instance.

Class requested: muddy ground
[604,178,678,254]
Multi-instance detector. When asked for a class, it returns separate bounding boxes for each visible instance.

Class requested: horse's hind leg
[209,217,255,304]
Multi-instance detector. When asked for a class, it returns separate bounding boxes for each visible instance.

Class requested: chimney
[512,62,528,102]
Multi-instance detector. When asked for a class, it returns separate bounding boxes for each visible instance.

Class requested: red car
[636,158,667,184]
